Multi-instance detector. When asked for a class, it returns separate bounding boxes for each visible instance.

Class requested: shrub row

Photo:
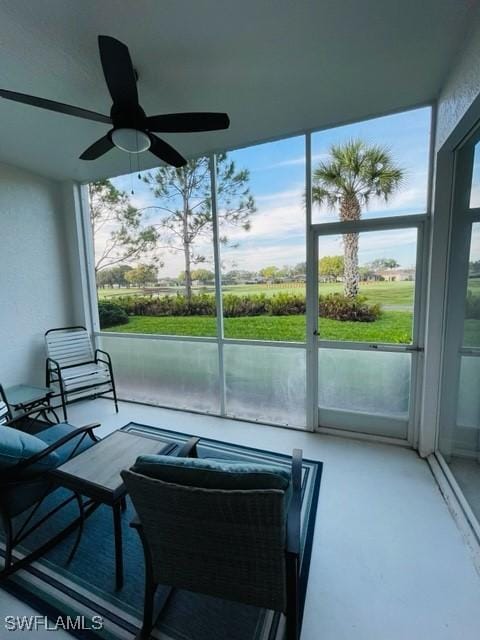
[98,301,130,328]
[319,294,380,322]
[100,292,381,327]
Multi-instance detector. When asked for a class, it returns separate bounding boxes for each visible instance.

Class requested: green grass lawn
[464,319,480,347]
[104,311,413,343]
[100,281,415,342]
[98,287,145,298]
[224,281,414,309]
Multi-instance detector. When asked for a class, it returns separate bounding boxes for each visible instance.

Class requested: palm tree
[312,140,404,297]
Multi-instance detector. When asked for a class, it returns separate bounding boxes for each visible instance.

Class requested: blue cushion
[36,422,96,465]
[0,425,59,474]
[132,454,291,491]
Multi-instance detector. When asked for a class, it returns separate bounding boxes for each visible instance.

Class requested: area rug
[1,422,323,640]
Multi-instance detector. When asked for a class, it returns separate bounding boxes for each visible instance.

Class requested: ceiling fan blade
[0,89,111,124]
[98,35,138,108]
[149,134,187,167]
[147,112,230,132]
[79,135,114,160]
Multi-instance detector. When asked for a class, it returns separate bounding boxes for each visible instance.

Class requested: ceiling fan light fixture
[111,128,150,153]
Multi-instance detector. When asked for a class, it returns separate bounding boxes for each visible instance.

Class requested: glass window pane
[464,223,480,347]
[98,335,220,413]
[224,344,306,427]
[318,348,410,438]
[89,158,217,337]
[318,228,417,343]
[311,107,431,223]
[219,136,306,342]
[440,356,480,523]
[470,143,480,208]
[457,356,480,429]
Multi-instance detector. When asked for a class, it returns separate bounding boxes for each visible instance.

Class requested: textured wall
[0,162,74,386]
[436,20,480,150]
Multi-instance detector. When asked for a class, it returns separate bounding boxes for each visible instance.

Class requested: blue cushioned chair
[0,418,100,578]
[122,438,303,640]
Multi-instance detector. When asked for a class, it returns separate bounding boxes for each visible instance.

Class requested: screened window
[89,158,217,337]
[311,107,431,223]
[219,136,306,342]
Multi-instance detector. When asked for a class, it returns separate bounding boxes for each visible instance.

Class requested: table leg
[113,502,124,590]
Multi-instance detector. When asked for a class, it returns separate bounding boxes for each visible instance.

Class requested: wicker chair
[122,438,303,640]
[0,389,12,425]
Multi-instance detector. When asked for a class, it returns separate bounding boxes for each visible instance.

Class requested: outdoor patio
[2,399,480,639]
[2,2,480,639]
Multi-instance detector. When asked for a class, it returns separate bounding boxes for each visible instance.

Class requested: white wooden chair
[45,326,118,421]
[0,386,12,425]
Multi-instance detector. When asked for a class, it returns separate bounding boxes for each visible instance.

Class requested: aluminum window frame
[311,214,427,444]
[438,125,480,457]
[76,104,434,437]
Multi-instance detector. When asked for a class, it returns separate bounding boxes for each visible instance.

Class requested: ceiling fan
[0,35,230,167]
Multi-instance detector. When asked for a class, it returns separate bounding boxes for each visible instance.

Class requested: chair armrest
[0,423,101,479]
[46,357,61,375]
[286,448,302,555]
[95,348,112,366]
[129,514,142,530]
[176,437,200,458]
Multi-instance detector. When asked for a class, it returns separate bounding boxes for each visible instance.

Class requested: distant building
[376,268,415,282]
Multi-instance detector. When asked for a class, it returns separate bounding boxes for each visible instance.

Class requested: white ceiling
[0,0,477,182]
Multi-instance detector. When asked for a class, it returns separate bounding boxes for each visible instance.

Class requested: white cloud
[254,187,304,203]
[221,242,305,272]
[470,184,480,209]
[95,169,422,276]
[262,152,328,170]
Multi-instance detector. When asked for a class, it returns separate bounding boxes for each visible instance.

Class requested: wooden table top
[51,430,174,504]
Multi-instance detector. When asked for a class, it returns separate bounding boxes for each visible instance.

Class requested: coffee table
[50,430,175,589]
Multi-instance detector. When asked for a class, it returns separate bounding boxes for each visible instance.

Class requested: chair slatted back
[0,399,10,425]
[45,327,94,368]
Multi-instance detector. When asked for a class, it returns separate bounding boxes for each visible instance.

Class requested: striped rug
[1,422,322,640]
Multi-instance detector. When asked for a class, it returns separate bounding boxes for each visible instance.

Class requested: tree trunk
[183,241,192,302]
[342,233,359,297]
[182,194,193,302]
[340,196,361,298]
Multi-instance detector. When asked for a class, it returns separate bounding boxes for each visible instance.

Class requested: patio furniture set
[0,326,305,639]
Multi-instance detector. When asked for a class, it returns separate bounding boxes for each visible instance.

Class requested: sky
[102,106,432,278]
[471,144,480,209]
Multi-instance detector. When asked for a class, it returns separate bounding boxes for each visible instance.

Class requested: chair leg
[133,525,159,640]
[138,575,156,639]
[66,493,85,564]
[286,552,300,640]
[58,379,68,422]
[111,378,119,414]
[3,515,13,571]
[137,555,157,638]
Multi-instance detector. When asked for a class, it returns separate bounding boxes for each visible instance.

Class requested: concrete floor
[2,398,480,639]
